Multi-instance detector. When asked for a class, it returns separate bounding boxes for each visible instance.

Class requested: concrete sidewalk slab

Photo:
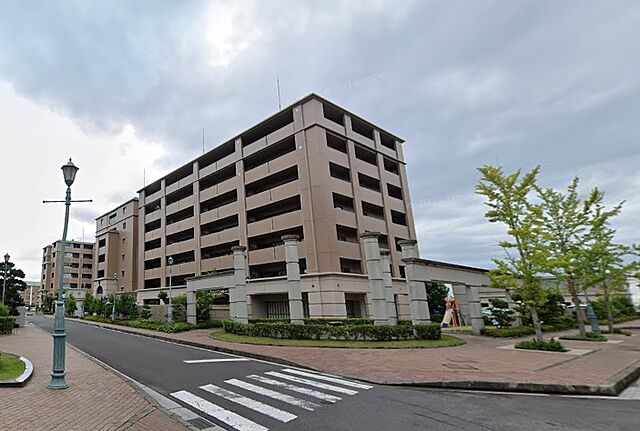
[68,317,640,396]
[0,324,192,431]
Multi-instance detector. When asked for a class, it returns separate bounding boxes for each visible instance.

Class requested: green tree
[476,165,549,340]
[583,205,639,333]
[537,178,604,336]
[83,292,96,316]
[116,293,138,319]
[42,292,55,314]
[196,290,215,322]
[157,291,168,304]
[65,294,77,317]
[0,259,27,314]
[424,282,448,321]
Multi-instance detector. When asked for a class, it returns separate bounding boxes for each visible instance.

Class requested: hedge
[0,316,15,335]
[83,316,223,333]
[247,318,375,326]
[481,326,536,338]
[221,320,441,341]
[515,338,567,352]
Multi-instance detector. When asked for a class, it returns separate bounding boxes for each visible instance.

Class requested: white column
[360,232,388,325]
[282,235,304,324]
[380,249,397,325]
[232,246,248,324]
[186,290,196,324]
[400,239,430,325]
[466,285,485,335]
[397,239,419,260]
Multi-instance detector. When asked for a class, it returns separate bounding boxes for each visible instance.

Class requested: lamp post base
[48,299,68,390]
[47,373,69,390]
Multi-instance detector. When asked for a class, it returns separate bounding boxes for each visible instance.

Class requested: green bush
[116,293,139,319]
[83,315,196,333]
[222,320,436,341]
[413,323,441,340]
[515,339,567,352]
[560,332,607,342]
[303,318,374,326]
[65,294,77,317]
[481,326,536,338]
[0,316,16,335]
[397,320,413,326]
[0,304,11,317]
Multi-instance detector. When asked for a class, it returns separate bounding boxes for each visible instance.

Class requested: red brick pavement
[70,318,640,393]
[0,325,191,431]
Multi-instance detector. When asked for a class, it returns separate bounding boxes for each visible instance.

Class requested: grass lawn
[211,332,465,348]
[0,353,25,380]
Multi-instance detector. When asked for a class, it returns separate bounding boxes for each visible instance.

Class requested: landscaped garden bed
[0,352,26,381]
[81,315,222,333]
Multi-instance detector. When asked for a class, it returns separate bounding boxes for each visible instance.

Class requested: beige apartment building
[133,93,417,318]
[93,198,139,296]
[40,240,94,299]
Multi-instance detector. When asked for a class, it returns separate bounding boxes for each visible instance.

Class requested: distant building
[20,280,40,307]
[41,239,94,305]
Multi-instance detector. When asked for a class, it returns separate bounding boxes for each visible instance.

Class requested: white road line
[200,383,297,423]
[247,375,342,403]
[225,378,319,411]
[171,390,267,431]
[281,368,373,390]
[264,371,358,395]
[184,358,252,364]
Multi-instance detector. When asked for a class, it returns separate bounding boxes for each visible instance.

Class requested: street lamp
[43,158,91,390]
[167,256,173,324]
[2,252,9,304]
[111,273,117,321]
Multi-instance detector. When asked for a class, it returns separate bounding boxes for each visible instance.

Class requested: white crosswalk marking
[225,378,319,411]
[281,369,374,390]
[246,375,342,403]
[171,390,268,431]
[264,371,359,395]
[200,383,297,423]
[185,358,251,364]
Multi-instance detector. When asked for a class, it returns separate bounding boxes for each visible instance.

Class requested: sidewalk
[0,324,191,431]
[71,317,640,396]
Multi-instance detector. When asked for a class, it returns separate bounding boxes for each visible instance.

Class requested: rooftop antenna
[202,128,205,154]
[143,169,146,188]
[277,78,282,110]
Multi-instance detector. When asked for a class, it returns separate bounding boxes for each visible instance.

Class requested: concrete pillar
[186,290,196,324]
[360,232,388,325]
[282,235,304,324]
[401,257,431,325]
[232,246,248,324]
[380,249,397,325]
[398,239,419,260]
[466,285,485,335]
[452,283,469,325]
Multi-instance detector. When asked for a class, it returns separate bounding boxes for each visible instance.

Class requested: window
[336,225,358,243]
[333,193,354,212]
[98,254,105,263]
[166,184,193,206]
[329,162,350,182]
[123,207,126,214]
[144,278,161,289]
[246,196,301,224]
[354,145,377,166]
[201,215,239,236]
[350,117,374,140]
[323,103,344,126]
[326,132,347,153]
[200,190,237,214]
[145,219,161,233]
[379,132,396,151]
[358,173,381,192]
[144,258,161,270]
[144,238,161,251]
[391,210,407,226]
[383,157,399,175]
[241,109,293,147]
[387,184,403,200]
[123,222,127,229]
[361,201,384,220]
[83,254,92,259]
[340,258,362,274]
[245,166,298,197]
[122,254,125,261]
[121,270,125,277]
[98,239,106,248]
[243,136,296,171]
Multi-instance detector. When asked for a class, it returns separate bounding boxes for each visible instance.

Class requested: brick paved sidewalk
[70,317,640,395]
[0,325,191,431]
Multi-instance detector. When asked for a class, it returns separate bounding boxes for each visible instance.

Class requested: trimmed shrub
[0,316,16,335]
[303,318,374,326]
[481,326,535,338]
[0,304,11,317]
[560,332,608,342]
[221,320,435,341]
[83,315,196,333]
[515,339,567,352]
[414,323,441,340]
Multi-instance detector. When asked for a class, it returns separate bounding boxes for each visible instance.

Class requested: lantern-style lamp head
[168,257,174,266]
[3,253,9,264]
[61,158,79,187]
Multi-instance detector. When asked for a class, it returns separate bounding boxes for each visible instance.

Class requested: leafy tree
[83,292,96,316]
[65,294,77,317]
[424,282,448,321]
[157,291,168,304]
[583,205,639,333]
[537,178,604,336]
[116,293,138,319]
[140,304,152,319]
[488,298,515,327]
[476,165,549,340]
[42,292,55,314]
[94,299,105,317]
[196,290,215,322]
[0,259,27,314]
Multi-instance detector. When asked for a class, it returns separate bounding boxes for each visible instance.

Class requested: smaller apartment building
[93,198,139,295]
[41,240,94,296]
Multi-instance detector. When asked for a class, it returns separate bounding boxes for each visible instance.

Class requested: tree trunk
[604,285,615,334]
[568,279,586,336]
[530,305,544,341]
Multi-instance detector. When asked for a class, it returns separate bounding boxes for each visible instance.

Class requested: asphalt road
[31,316,639,431]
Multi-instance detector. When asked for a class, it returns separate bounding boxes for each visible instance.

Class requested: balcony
[165,216,195,237]
[246,180,299,211]
[165,194,195,216]
[166,238,195,257]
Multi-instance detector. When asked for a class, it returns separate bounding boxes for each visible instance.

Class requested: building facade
[40,240,94,299]
[93,198,139,296]
[133,94,417,318]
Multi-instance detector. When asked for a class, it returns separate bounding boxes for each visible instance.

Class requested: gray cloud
[1,0,639,269]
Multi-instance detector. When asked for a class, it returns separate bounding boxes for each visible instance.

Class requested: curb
[0,355,34,387]
[68,318,640,396]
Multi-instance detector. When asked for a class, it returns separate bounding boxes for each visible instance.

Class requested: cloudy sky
[0,0,638,281]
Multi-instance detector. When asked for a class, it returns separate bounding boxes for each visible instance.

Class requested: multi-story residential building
[93,199,139,296]
[134,93,417,317]
[20,280,41,307]
[40,240,94,299]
